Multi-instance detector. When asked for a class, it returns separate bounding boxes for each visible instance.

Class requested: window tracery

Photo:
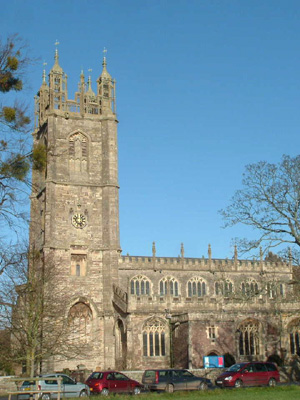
[241,279,259,297]
[238,320,260,356]
[142,318,167,357]
[130,275,151,296]
[288,319,300,355]
[215,279,233,296]
[68,302,92,343]
[206,325,217,342]
[69,132,88,173]
[159,276,179,297]
[187,277,207,297]
[266,282,285,298]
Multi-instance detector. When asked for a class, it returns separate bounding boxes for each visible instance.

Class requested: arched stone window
[142,318,167,357]
[68,302,92,343]
[159,276,179,297]
[241,280,259,297]
[266,282,285,298]
[238,320,260,356]
[288,319,300,355]
[69,132,88,174]
[215,279,233,297]
[187,277,207,297]
[130,275,151,296]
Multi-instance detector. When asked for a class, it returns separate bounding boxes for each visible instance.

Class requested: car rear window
[143,370,155,379]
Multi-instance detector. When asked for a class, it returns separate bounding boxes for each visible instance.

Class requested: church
[29,48,300,372]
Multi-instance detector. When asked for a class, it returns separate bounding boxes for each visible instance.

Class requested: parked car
[142,368,212,392]
[215,361,280,388]
[85,371,142,395]
[18,374,90,399]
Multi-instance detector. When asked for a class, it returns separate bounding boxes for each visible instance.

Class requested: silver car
[18,374,90,399]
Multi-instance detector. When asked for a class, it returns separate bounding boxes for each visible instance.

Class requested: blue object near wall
[203,355,224,368]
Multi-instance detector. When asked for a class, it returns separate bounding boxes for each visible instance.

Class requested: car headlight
[224,376,233,381]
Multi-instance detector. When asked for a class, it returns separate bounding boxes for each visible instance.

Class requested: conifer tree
[0,35,31,228]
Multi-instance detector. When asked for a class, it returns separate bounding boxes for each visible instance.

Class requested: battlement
[120,254,291,274]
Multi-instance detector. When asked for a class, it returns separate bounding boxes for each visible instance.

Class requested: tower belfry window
[71,254,87,276]
[69,132,88,174]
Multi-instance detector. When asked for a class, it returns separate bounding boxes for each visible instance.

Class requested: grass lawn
[89,385,300,400]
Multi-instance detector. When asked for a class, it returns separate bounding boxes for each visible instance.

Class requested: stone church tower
[30,48,120,370]
[30,48,299,373]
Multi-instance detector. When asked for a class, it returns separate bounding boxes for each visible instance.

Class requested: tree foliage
[0,35,32,230]
[220,155,300,257]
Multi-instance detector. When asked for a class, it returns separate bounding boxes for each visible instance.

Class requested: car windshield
[227,363,246,372]
[22,381,34,386]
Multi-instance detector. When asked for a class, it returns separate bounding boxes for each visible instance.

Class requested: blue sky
[2,0,300,259]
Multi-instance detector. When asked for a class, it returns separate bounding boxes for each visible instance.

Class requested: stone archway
[115,319,127,370]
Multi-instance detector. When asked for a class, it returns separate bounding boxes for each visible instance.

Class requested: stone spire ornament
[208,244,212,260]
[152,241,156,258]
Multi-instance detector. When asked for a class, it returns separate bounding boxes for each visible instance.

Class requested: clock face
[72,213,87,229]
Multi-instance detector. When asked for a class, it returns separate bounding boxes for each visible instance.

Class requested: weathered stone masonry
[29,48,300,372]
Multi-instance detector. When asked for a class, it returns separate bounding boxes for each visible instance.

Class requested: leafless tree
[0,246,91,377]
[220,155,300,258]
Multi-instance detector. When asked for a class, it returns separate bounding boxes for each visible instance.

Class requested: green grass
[80,386,300,400]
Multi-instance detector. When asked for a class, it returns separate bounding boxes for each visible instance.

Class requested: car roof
[144,369,188,372]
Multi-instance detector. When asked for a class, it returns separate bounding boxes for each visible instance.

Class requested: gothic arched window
[142,318,167,357]
[130,275,151,296]
[68,302,92,343]
[215,279,233,296]
[238,320,260,356]
[187,277,207,297]
[241,280,259,297]
[159,277,179,297]
[266,282,285,298]
[288,319,300,355]
[69,132,88,174]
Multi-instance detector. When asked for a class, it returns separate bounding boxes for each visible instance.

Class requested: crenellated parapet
[119,244,295,315]
[119,254,291,274]
[34,46,116,129]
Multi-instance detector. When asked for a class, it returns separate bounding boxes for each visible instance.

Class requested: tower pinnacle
[51,40,63,73]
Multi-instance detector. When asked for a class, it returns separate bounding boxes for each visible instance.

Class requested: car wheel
[133,387,141,395]
[268,378,276,387]
[79,390,87,397]
[199,382,208,390]
[166,384,174,393]
[41,394,51,400]
[234,379,243,388]
[100,388,109,396]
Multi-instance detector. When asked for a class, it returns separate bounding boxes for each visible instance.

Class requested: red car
[215,361,280,388]
[85,371,142,395]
